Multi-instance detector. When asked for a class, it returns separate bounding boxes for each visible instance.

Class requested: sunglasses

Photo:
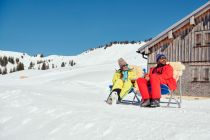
[121,64,128,67]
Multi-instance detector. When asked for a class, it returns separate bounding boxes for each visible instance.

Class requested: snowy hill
[0,50,76,74]
[76,42,147,67]
[0,42,146,75]
[1,43,210,140]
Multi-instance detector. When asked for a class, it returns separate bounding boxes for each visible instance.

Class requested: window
[191,66,210,82]
[195,33,202,46]
[192,68,198,81]
[203,68,209,81]
[205,33,210,45]
[194,31,210,47]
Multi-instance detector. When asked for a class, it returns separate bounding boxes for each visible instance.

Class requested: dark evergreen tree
[41,62,47,70]
[70,60,76,66]
[13,67,16,73]
[16,58,19,64]
[28,61,34,69]
[61,62,65,67]
[131,41,136,44]
[2,56,8,66]
[10,69,13,73]
[17,62,24,71]
[37,60,43,64]
[2,68,7,75]
[40,54,44,58]
[0,57,2,66]
[8,57,15,64]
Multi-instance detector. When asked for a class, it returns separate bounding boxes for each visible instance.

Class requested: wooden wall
[148,10,210,64]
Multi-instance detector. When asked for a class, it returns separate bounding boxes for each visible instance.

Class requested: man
[136,54,177,107]
[107,58,136,105]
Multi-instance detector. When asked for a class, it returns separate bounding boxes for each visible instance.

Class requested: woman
[107,58,136,105]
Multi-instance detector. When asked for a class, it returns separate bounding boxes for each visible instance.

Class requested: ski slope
[0,44,210,140]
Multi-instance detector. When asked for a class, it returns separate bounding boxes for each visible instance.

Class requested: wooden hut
[137,1,210,96]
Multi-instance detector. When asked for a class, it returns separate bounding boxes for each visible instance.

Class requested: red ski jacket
[149,64,177,90]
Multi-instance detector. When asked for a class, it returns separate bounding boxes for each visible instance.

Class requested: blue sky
[0,0,209,56]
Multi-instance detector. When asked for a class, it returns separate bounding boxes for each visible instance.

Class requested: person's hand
[145,74,150,81]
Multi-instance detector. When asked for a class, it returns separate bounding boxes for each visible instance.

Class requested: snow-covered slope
[0,62,210,140]
[0,50,76,74]
[76,43,147,67]
[1,43,210,140]
[0,42,147,74]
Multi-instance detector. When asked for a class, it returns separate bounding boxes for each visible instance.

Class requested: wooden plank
[185,34,189,62]
[189,29,192,62]
[171,40,174,61]
[208,45,210,61]
[181,36,185,61]
[173,38,176,61]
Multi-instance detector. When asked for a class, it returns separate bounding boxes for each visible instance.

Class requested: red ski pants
[136,74,167,100]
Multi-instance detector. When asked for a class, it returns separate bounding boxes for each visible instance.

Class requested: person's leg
[119,80,132,99]
[150,74,167,99]
[112,88,121,101]
[149,74,167,107]
[110,79,124,103]
[136,78,150,100]
[136,78,151,107]
[112,79,123,91]
[150,75,161,99]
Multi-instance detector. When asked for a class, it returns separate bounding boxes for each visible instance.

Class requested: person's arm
[112,71,121,84]
[146,67,155,81]
[128,70,136,81]
[160,65,174,80]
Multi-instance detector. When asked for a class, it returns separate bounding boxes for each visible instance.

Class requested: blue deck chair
[145,62,184,108]
[159,77,182,108]
[107,85,141,104]
[146,78,182,108]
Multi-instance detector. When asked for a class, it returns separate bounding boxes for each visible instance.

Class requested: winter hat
[118,58,128,68]
[156,54,166,62]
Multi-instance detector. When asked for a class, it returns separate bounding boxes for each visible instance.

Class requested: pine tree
[10,69,13,73]
[46,64,49,70]
[37,60,43,64]
[16,58,19,64]
[13,67,16,73]
[61,62,65,67]
[40,54,44,58]
[2,56,8,66]
[8,57,15,64]
[2,68,7,75]
[0,57,2,66]
[41,62,47,70]
[28,61,34,69]
[131,41,136,44]
[0,68,2,75]
[70,60,76,66]
[17,62,24,71]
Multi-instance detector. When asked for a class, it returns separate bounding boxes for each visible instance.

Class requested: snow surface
[1,43,210,140]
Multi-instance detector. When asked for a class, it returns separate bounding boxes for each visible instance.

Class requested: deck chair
[106,65,143,105]
[159,62,185,108]
[107,85,141,104]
